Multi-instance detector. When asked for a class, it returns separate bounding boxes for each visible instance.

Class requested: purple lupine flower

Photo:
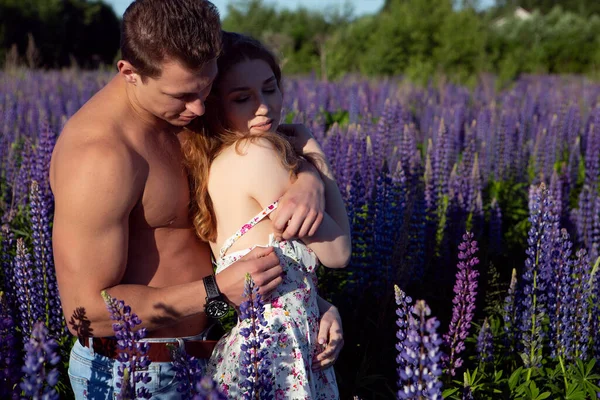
[238,273,273,400]
[101,291,151,399]
[397,300,443,400]
[1,225,16,314]
[0,292,20,399]
[462,386,474,400]
[168,343,226,400]
[503,268,519,351]
[395,285,413,377]
[519,184,554,369]
[443,232,479,376]
[20,321,60,400]
[476,318,494,366]
[570,249,592,360]
[489,198,503,255]
[30,181,64,337]
[546,229,574,359]
[13,238,44,342]
[168,344,204,397]
[193,375,227,400]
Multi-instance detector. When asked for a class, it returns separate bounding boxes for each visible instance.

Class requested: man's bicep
[51,146,138,315]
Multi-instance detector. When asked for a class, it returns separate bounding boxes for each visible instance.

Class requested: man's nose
[186,98,205,117]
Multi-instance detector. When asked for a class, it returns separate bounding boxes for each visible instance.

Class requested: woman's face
[217,59,282,134]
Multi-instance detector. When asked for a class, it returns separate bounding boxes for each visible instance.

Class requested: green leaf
[442,387,460,398]
[509,367,524,391]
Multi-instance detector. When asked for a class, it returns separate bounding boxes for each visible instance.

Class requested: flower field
[2,69,600,399]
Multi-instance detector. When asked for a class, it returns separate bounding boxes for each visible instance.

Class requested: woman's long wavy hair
[182,31,301,242]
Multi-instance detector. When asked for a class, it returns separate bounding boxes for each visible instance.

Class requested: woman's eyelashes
[232,87,278,103]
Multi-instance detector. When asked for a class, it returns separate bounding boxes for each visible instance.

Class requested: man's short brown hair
[121,0,222,79]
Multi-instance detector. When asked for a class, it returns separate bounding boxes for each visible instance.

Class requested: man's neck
[121,78,173,135]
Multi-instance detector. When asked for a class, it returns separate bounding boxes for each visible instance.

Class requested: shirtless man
[50,1,343,398]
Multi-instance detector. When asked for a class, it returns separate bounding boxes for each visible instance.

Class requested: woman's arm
[239,138,351,268]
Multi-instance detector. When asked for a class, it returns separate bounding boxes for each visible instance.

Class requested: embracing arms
[239,135,351,268]
[50,139,282,337]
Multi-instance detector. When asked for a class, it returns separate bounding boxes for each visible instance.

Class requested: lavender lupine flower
[503,271,520,354]
[395,285,413,376]
[0,225,16,313]
[238,273,273,400]
[547,229,574,359]
[570,249,592,360]
[404,190,427,285]
[20,321,60,400]
[168,344,204,397]
[372,163,395,292]
[443,232,480,376]
[168,344,226,400]
[519,184,555,369]
[193,375,227,400]
[13,238,44,342]
[397,300,444,400]
[462,385,474,400]
[13,141,34,208]
[0,292,20,399]
[489,198,503,255]
[101,291,151,399]
[30,181,64,337]
[477,318,494,366]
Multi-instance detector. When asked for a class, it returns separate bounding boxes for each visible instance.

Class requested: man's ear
[117,60,139,85]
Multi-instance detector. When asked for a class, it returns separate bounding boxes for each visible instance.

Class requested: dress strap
[219,201,279,258]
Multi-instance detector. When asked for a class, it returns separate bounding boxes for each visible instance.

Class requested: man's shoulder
[52,119,146,195]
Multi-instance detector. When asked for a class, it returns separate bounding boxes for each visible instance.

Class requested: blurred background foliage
[2,0,600,84]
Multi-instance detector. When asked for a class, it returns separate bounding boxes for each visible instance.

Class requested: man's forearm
[69,278,209,338]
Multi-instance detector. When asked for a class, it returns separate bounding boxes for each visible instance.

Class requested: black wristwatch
[203,274,229,319]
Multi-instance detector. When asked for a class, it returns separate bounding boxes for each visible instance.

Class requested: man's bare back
[51,75,216,337]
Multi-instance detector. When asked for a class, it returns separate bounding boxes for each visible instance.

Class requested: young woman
[183,31,351,399]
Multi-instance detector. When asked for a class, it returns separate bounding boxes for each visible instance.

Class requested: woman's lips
[251,119,273,131]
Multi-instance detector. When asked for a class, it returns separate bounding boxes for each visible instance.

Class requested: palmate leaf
[569,359,600,398]
[563,383,586,400]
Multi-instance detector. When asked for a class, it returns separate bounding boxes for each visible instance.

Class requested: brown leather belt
[82,337,218,362]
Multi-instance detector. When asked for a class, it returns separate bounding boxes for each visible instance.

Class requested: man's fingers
[258,275,283,298]
[298,211,317,238]
[242,245,275,261]
[282,212,306,239]
[271,205,294,232]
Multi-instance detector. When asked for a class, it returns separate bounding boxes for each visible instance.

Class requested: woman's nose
[256,96,269,115]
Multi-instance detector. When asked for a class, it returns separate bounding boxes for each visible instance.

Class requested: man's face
[136,59,218,127]
[217,59,282,135]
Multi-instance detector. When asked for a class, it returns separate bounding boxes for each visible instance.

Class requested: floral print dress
[206,201,339,400]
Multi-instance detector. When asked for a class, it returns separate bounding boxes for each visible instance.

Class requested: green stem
[558,355,569,395]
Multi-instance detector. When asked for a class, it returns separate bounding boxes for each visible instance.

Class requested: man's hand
[277,123,314,155]
[312,298,344,371]
[271,160,325,240]
[215,246,283,307]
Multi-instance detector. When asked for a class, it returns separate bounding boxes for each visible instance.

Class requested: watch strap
[203,274,221,300]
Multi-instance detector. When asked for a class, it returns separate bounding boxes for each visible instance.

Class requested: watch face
[206,300,229,319]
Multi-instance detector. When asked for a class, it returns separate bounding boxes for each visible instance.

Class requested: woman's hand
[312,296,344,371]
[271,160,325,240]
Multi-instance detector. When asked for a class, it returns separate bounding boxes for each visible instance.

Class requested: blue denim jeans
[68,331,210,400]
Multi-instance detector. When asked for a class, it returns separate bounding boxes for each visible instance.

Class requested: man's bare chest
[130,140,192,230]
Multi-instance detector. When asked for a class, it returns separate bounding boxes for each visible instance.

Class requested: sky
[106,0,387,19]
[106,0,496,19]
